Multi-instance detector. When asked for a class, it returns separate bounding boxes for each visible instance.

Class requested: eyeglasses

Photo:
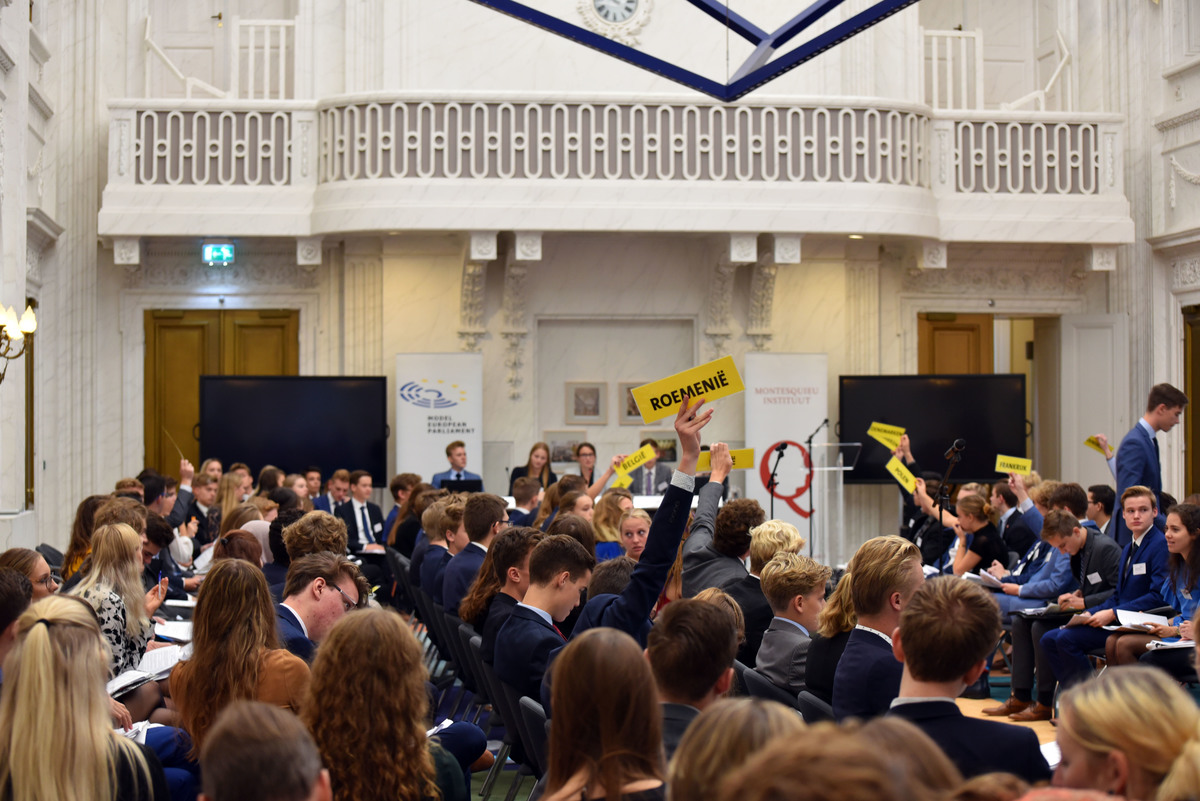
[329,583,357,613]
[35,574,59,590]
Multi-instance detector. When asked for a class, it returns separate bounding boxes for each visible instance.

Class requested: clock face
[593,0,638,24]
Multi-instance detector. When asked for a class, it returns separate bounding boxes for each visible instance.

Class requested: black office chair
[797,690,834,723]
[518,696,550,778]
[741,668,803,714]
[730,659,750,697]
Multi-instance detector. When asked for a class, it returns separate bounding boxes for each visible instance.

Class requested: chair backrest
[441,611,477,692]
[498,678,544,779]
[518,696,550,777]
[796,690,834,724]
[36,544,63,571]
[742,668,802,711]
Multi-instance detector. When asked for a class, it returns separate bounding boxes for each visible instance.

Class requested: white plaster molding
[113,237,141,266]
[27,84,52,120]
[704,260,738,359]
[0,39,15,74]
[469,231,498,262]
[1173,258,1200,292]
[901,260,1086,296]
[1170,155,1200,188]
[123,248,321,289]
[729,233,757,263]
[500,246,530,399]
[575,0,653,46]
[1086,245,1118,272]
[28,26,49,66]
[458,250,490,353]
[296,236,323,265]
[25,208,63,288]
[772,234,802,264]
[747,259,779,352]
[343,253,383,375]
[917,240,947,270]
[514,231,543,261]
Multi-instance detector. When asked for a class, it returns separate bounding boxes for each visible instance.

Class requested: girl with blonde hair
[171,558,310,758]
[594,488,634,560]
[668,698,805,801]
[215,472,245,533]
[509,441,557,494]
[619,508,652,562]
[219,501,263,539]
[302,609,467,801]
[1054,665,1200,800]
[0,595,169,801]
[70,523,166,676]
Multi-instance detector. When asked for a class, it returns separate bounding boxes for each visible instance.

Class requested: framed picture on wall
[619,382,645,425]
[565,381,607,425]
[640,429,678,463]
[545,431,587,464]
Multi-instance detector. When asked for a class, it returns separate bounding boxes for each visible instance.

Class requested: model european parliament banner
[743,352,828,538]
[395,353,484,479]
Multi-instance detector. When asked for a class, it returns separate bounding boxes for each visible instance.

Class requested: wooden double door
[145,309,299,475]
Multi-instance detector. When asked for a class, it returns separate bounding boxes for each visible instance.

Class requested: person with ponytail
[0,595,169,800]
[1106,502,1200,666]
[950,494,1008,576]
[1054,665,1200,800]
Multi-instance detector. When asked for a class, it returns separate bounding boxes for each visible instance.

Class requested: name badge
[1185,589,1193,600]
[1087,572,1102,584]
[1133,562,1146,576]
[373,522,383,533]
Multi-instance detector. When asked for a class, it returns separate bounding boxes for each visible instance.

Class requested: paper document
[978,571,1004,589]
[1115,610,1170,630]
[137,644,186,679]
[163,598,197,608]
[1146,639,1195,651]
[193,547,215,574]
[154,621,193,642]
[106,670,153,697]
[1040,741,1061,769]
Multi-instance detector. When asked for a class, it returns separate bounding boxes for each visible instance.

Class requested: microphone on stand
[775,442,788,453]
[943,438,966,460]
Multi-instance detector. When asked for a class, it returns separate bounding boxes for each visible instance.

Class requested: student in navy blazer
[1112,384,1187,547]
[493,535,596,701]
[276,603,315,662]
[832,535,925,722]
[441,494,508,614]
[1041,486,1170,688]
[888,576,1051,784]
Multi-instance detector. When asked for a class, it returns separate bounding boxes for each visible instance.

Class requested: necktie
[360,505,371,545]
[552,623,565,641]
[455,472,462,481]
[1125,540,1139,578]
[644,468,652,495]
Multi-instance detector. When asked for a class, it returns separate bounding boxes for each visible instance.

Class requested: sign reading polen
[202,243,235,265]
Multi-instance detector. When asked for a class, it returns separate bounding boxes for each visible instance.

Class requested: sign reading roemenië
[630,356,745,424]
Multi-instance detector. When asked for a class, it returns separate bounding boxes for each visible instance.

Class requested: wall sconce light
[0,304,37,385]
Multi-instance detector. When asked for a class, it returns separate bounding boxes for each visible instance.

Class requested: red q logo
[760,440,813,517]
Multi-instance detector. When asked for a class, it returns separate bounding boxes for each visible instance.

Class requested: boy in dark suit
[887,577,1051,784]
[277,552,368,662]
[493,534,595,700]
[442,493,508,614]
[832,536,924,721]
[1112,383,1187,547]
[725,519,806,667]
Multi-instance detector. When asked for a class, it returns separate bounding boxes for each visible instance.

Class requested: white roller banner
[395,353,484,482]
[743,353,829,558]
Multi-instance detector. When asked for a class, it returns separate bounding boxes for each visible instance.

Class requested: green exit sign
[202,243,235,265]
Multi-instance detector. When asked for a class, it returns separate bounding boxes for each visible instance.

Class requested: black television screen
[838,374,1027,484]
[199,376,388,483]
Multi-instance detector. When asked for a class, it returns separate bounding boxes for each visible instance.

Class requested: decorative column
[705,234,753,359]
[343,240,382,375]
[747,235,801,352]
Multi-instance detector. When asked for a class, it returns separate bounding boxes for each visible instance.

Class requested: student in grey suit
[754,552,833,695]
[681,493,764,597]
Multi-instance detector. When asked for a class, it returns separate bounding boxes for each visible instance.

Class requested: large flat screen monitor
[838,374,1027,484]
[199,376,388,483]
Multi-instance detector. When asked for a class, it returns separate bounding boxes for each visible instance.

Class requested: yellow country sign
[617,444,659,476]
[868,421,905,450]
[885,456,917,494]
[612,473,633,490]
[696,448,756,472]
[1083,436,1113,456]
[630,356,744,424]
[995,454,1033,475]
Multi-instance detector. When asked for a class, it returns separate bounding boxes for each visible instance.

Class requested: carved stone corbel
[744,235,800,352]
[458,232,497,352]
[705,234,754,358]
[501,232,541,398]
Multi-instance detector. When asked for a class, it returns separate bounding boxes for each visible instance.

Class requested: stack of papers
[153,621,193,642]
[1101,610,1170,633]
[1146,639,1195,650]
